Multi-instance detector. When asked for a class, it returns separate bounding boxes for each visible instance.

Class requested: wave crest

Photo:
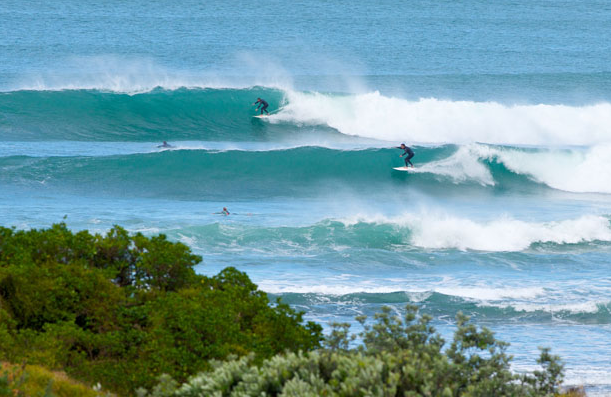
[338,213,611,251]
[272,90,611,146]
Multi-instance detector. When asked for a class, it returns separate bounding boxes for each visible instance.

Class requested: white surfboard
[253,114,269,119]
[393,166,416,171]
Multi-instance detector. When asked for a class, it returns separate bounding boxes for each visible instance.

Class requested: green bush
[0,224,322,395]
[0,362,108,397]
[141,305,565,397]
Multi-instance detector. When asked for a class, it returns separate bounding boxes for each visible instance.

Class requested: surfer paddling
[213,207,230,216]
[158,141,173,148]
[253,97,269,115]
[397,143,415,167]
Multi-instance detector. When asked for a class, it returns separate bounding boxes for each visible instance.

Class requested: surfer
[158,141,173,148]
[253,98,269,115]
[397,143,414,167]
[213,207,230,216]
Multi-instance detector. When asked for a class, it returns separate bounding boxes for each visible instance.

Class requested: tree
[0,224,322,395]
[144,305,565,397]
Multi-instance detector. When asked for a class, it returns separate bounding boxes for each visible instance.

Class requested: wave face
[2,144,610,196]
[0,88,292,141]
[271,291,611,324]
[170,214,611,254]
[3,80,611,199]
[3,87,611,147]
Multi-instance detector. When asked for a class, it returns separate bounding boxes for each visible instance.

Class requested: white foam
[435,286,545,301]
[256,282,599,312]
[412,214,611,251]
[411,145,495,186]
[491,300,609,314]
[127,226,161,235]
[474,144,611,194]
[272,90,611,146]
[337,212,611,251]
[258,282,411,295]
[563,369,611,388]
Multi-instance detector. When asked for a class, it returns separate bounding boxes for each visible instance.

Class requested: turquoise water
[2,0,611,394]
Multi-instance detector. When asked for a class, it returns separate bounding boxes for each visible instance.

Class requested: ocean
[1,0,611,394]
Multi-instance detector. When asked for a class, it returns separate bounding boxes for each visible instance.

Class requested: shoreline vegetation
[0,224,584,396]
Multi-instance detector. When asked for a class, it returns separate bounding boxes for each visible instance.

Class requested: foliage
[141,305,566,397]
[559,386,586,397]
[0,362,107,397]
[0,224,322,396]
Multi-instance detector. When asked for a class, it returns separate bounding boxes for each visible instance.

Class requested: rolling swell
[169,214,611,253]
[0,87,294,141]
[3,144,611,198]
[4,86,611,151]
[272,292,611,325]
[0,146,561,199]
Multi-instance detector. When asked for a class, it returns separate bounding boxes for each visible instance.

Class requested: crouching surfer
[253,97,269,115]
[397,143,415,167]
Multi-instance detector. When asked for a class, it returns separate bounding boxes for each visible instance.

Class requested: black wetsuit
[255,98,269,114]
[399,146,415,167]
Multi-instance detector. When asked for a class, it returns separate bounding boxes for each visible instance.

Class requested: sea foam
[475,144,611,194]
[272,90,611,146]
[338,213,611,251]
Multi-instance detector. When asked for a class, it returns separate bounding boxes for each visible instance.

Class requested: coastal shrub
[0,362,106,397]
[141,305,565,397]
[0,224,322,396]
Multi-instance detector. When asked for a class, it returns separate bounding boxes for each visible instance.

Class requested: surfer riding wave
[253,98,269,115]
[397,143,414,167]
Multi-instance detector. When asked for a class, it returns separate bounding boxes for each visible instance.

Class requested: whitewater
[2,0,611,394]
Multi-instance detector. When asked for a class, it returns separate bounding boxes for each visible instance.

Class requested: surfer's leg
[263,104,269,114]
[407,153,414,167]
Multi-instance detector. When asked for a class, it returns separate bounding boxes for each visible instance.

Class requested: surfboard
[393,166,414,171]
[253,114,269,119]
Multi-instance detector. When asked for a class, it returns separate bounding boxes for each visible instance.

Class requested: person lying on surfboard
[212,207,230,215]
[253,97,269,115]
[397,143,415,167]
